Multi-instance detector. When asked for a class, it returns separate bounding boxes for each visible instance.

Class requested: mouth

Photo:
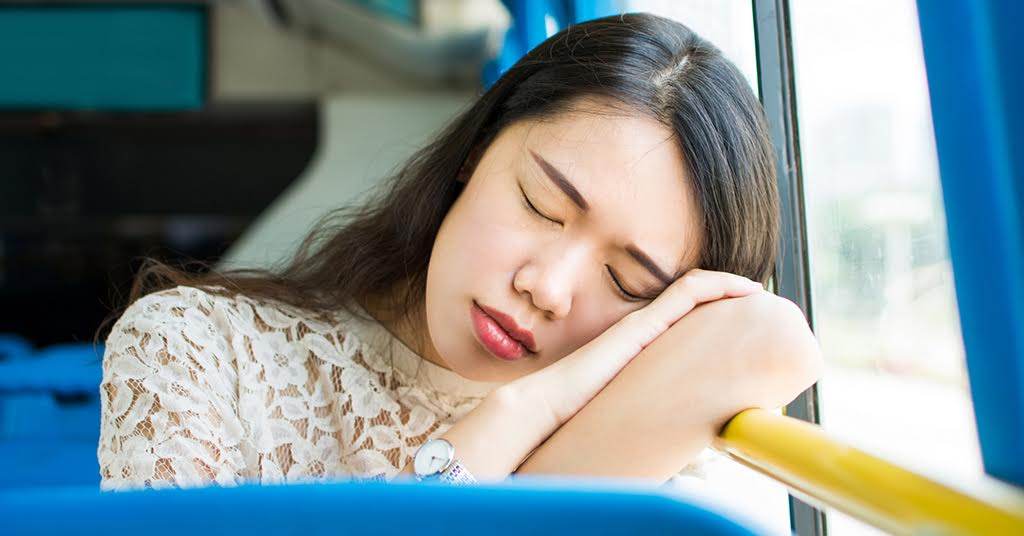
[470,301,538,361]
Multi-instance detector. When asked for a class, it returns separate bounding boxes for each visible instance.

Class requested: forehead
[510,105,702,274]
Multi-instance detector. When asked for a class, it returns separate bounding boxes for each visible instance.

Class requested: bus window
[790,1,984,533]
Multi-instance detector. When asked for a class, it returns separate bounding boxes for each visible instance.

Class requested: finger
[635,269,762,334]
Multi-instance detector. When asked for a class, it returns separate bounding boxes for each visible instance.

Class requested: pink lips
[470,301,537,361]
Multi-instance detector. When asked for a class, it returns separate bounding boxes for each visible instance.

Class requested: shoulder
[107,285,235,346]
[100,285,281,390]
[110,284,333,341]
[116,284,229,322]
[102,285,241,379]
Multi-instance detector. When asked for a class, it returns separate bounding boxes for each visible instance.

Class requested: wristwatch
[412,438,477,485]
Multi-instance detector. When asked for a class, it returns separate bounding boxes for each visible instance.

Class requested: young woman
[97,12,822,490]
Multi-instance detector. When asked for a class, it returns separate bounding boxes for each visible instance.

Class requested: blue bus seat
[0,340,103,488]
[0,477,760,535]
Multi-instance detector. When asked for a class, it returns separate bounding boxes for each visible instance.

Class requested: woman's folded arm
[512,292,823,483]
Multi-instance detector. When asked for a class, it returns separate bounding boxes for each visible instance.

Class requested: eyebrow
[529,149,680,292]
[529,149,590,211]
[625,245,676,288]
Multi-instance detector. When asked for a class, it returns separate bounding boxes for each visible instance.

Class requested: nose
[513,240,590,320]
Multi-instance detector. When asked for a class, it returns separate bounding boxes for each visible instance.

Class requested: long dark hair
[96,12,778,343]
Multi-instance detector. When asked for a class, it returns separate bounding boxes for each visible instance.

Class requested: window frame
[750,1,826,535]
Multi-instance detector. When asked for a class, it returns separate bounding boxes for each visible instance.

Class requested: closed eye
[520,183,561,225]
[607,266,648,302]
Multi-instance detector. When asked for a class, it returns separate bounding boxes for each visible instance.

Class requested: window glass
[789,1,983,533]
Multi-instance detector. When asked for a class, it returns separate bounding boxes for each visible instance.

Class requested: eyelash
[607,266,647,302]
[519,185,648,303]
[520,185,560,225]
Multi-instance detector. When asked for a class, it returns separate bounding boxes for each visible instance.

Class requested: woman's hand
[504,268,766,429]
[510,289,823,481]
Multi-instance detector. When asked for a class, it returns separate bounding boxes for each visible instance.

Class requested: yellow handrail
[714,408,1024,535]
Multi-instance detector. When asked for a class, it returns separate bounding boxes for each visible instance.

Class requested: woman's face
[423,100,703,382]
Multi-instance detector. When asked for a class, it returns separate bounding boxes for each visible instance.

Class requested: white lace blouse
[97,285,709,490]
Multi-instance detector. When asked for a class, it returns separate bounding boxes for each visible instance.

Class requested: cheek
[569,295,625,347]
[438,190,536,280]
[531,292,628,366]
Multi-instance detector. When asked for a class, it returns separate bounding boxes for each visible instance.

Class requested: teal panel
[0,5,205,110]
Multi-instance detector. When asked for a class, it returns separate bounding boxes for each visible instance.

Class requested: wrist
[412,438,477,485]
[418,384,558,481]
[491,382,562,436]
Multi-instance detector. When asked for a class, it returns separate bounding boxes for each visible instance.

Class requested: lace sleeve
[97,287,247,490]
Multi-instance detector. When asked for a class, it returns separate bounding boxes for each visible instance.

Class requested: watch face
[414,438,454,477]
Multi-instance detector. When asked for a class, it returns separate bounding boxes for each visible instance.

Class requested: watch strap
[437,458,476,485]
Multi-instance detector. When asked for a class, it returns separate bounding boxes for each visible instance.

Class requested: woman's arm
[394,386,560,482]
[511,291,823,482]
[98,287,247,490]
[394,270,773,484]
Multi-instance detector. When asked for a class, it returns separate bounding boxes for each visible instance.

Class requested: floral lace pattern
[97,285,708,490]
